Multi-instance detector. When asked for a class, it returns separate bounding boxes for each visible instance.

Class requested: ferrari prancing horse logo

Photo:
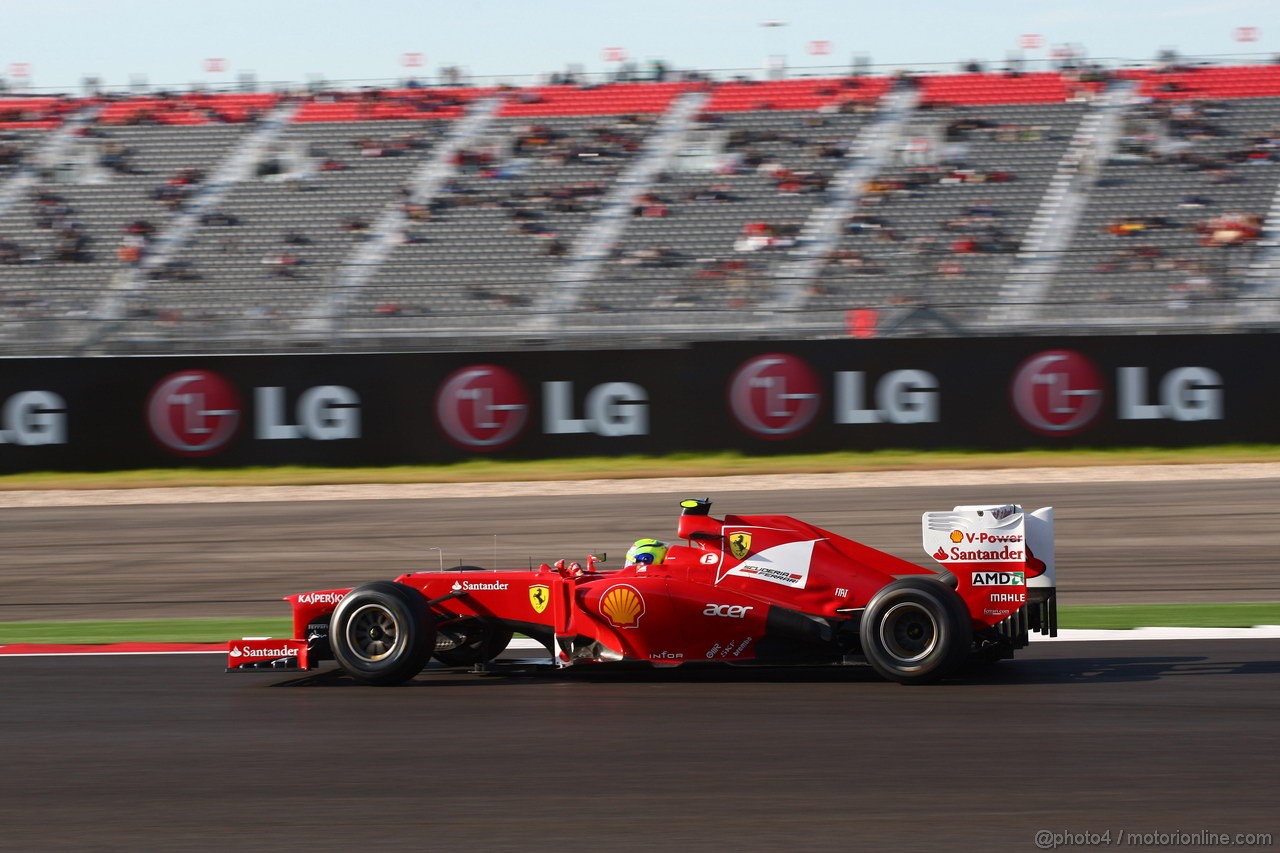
[529,584,550,614]
[729,532,752,560]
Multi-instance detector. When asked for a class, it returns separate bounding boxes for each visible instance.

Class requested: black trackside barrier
[0,334,1276,472]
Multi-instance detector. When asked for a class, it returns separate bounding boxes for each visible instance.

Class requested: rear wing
[922,505,1057,636]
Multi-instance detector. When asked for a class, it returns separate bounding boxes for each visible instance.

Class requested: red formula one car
[227,498,1057,684]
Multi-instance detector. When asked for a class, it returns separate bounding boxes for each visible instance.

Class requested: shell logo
[599,584,646,629]
[950,530,964,543]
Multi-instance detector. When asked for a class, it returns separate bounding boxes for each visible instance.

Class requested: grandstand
[0,60,1278,354]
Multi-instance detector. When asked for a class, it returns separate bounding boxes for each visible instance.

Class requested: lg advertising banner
[0,335,1274,472]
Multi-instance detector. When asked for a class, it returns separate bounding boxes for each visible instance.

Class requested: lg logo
[435,365,529,450]
[728,354,821,439]
[436,366,650,450]
[147,371,242,455]
[728,354,939,438]
[146,370,360,457]
[0,391,67,446]
[1009,351,1104,436]
[1010,351,1223,436]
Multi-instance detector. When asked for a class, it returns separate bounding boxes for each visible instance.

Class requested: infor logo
[146,370,242,456]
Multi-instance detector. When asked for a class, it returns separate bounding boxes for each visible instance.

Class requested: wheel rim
[345,603,404,663]
[879,601,939,664]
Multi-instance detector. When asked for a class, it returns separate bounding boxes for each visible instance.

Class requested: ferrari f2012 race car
[227,498,1056,684]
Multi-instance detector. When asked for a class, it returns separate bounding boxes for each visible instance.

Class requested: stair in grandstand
[1243,173,1280,323]
[991,79,1139,328]
[81,99,300,352]
[0,107,102,219]
[521,89,710,332]
[765,82,921,319]
[302,95,503,341]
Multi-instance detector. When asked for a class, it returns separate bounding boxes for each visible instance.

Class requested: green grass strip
[1058,603,1280,630]
[1,444,1278,490]
[0,618,292,645]
[2,604,1279,645]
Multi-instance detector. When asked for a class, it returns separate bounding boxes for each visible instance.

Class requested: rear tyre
[860,577,971,684]
[434,619,514,667]
[330,581,435,685]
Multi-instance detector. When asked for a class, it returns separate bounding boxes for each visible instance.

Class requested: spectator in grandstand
[826,249,884,276]
[1107,216,1175,236]
[32,191,73,230]
[846,213,891,233]
[937,258,965,279]
[686,185,737,203]
[55,224,89,264]
[200,210,239,226]
[98,141,136,175]
[0,140,22,168]
[1195,212,1263,247]
[262,252,301,278]
[0,238,25,265]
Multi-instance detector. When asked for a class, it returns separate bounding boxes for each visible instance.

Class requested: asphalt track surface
[0,640,1276,852]
[2,473,1278,852]
[2,477,1277,621]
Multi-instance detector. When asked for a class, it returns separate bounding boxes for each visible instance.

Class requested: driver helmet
[625,538,668,567]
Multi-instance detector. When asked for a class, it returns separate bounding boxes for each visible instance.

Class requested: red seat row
[3,65,1279,131]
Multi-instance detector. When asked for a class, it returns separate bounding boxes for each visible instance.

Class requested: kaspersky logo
[1010,350,1105,437]
[147,370,242,456]
[728,354,821,439]
[599,584,645,629]
[435,365,529,450]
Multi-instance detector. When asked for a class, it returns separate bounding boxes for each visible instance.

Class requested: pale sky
[2,0,1275,92]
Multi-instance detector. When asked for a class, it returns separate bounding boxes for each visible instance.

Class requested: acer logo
[703,604,754,618]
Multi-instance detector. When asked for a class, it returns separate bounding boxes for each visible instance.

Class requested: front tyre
[330,581,435,685]
[860,578,971,684]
